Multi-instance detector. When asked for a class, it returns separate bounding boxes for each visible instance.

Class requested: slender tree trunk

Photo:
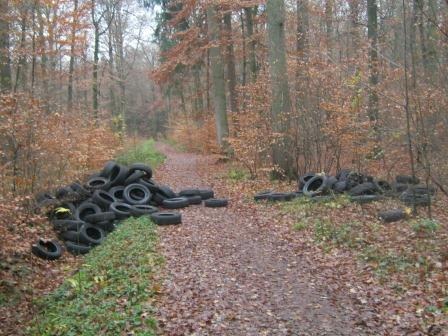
[325,0,334,58]
[244,7,257,82]
[108,29,116,116]
[267,0,294,179]
[206,5,229,149]
[14,7,28,93]
[68,0,78,111]
[223,13,238,114]
[192,63,203,118]
[93,26,100,120]
[31,0,37,94]
[0,0,12,92]
[367,0,379,134]
[240,11,247,86]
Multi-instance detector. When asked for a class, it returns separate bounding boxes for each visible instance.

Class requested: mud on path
[153,143,369,336]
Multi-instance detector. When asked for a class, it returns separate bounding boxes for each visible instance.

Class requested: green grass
[27,216,162,336]
[116,139,165,167]
[227,167,249,181]
[410,218,439,235]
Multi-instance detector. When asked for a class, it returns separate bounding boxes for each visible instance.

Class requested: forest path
[153,143,367,336]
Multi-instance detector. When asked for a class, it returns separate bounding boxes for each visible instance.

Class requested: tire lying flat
[31,239,63,260]
[151,211,182,225]
[204,198,228,208]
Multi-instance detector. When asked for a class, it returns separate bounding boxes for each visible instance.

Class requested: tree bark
[223,12,238,114]
[244,7,257,82]
[267,0,294,179]
[325,0,334,57]
[68,0,78,111]
[367,0,379,133]
[206,5,229,149]
[0,0,12,92]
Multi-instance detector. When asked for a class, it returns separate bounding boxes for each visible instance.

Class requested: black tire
[187,195,203,205]
[204,198,228,207]
[138,177,159,192]
[55,186,74,199]
[110,202,133,219]
[85,211,116,223]
[128,163,153,179]
[130,205,159,216]
[179,189,201,197]
[52,219,85,232]
[254,190,272,201]
[86,176,111,191]
[350,195,382,204]
[109,186,125,202]
[376,180,392,193]
[378,209,406,223]
[391,182,408,193]
[198,189,214,200]
[266,192,294,202]
[31,239,63,260]
[151,211,182,225]
[59,229,82,243]
[75,202,102,221]
[348,182,379,196]
[35,191,55,203]
[92,190,116,209]
[69,182,91,198]
[162,197,189,209]
[65,240,91,255]
[123,183,151,205]
[93,220,115,232]
[109,164,129,187]
[124,170,146,186]
[151,192,167,206]
[406,185,436,196]
[396,175,419,185]
[333,181,348,193]
[310,195,334,202]
[303,175,328,197]
[158,185,177,199]
[79,224,105,246]
[299,173,315,190]
[336,169,352,181]
[100,160,118,178]
[326,176,338,189]
[399,192,431,206]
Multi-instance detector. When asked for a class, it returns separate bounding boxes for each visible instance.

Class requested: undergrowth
[27,216,162,336]
[117,139,165,167]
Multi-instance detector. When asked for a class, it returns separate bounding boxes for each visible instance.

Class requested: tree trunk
[206,5,229,149]
[0,0,12,92]
[367,0,379,133]
[244,7,257,82]
[267,0,294,179]
[93,26,100,120]
[14,6,28,93]
[240,11,247,86]
[68,0,78,111]
[325,0,334,58]
[223,12,238,115]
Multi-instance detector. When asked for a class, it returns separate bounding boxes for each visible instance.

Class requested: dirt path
[153,143,368,336]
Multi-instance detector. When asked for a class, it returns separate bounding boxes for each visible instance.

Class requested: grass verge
[117,139,165,167]
[27,216,162,336]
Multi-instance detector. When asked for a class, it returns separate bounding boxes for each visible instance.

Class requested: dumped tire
[254,190,272,201]
[399,192,431,206]
[108,164,129,187]
[109,186,125,202]
[94,220,115,232]
[336,169,351,181]
[378,209,406,223]
[396,175,419,185]
[75,202,102,221]
[376,180,392,193]
[392,182,408,193]
[52,219,85,232]
[59,229,82,243]
[198,189,214,200]
[100,161,118,178]
[79,224,105,246]
[31,239,62,260]
[326,176,338,189]
[128,163,153,179]
[55,186,74,199]
[303,175,328,197]
[124,170,146,185]
[110,202,133,219]
[69,182,91,198]
[406,185,436,196]
[86,176,110,190]
[333,181,348,193]
[350,195,382,204]
[186,195,202,205]
[151,211,182,225]
[204,198,228,207]
[267,192,294,202]
[65,240,91,255]
[299,173,315,190]
[35,192,55,204]
[123,183,151,205]
[179,189,201,197]
[157,185,177,199]
[162,197,189,209]
[348,182,378,196]
[85,211,116,223]
[92,190,116,209]
[130,205,159,216]
[151,192,167,206]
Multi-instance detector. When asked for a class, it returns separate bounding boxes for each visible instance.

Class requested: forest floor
[153,143,447,336]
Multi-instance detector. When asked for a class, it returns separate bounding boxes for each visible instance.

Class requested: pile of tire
[254,170,435,209]
[32,161,226,260]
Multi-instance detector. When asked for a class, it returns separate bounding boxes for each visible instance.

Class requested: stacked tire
[33,161,224,259]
